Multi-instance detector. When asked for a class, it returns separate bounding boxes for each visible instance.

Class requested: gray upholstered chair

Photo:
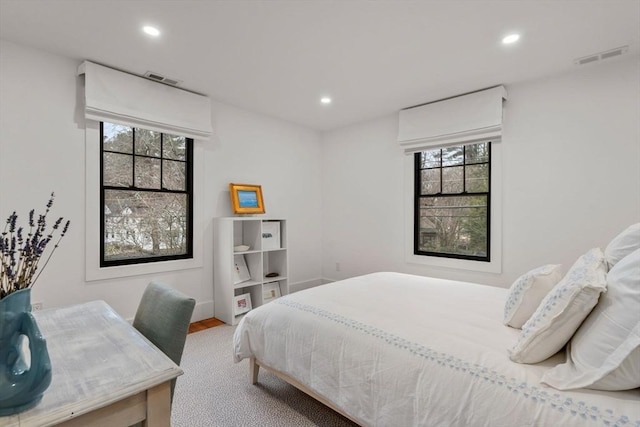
[133,280,195,401]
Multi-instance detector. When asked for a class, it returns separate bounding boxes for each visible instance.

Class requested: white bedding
[233,272,640,427]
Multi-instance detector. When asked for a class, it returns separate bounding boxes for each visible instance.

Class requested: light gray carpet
[171,325,358,427]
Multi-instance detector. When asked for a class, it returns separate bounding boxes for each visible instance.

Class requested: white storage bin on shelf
[213,217,288,325]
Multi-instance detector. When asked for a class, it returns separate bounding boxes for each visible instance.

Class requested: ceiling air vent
[574,46,628,66]
[143,71,182,86]
[162,78,180,86]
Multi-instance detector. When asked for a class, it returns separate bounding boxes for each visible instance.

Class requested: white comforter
[233,272,640,427]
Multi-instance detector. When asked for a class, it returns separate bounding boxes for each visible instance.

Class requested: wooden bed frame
[250,357,363,425]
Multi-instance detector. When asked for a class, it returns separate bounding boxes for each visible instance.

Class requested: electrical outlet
[336,262,341,272]
[31,302,43,311]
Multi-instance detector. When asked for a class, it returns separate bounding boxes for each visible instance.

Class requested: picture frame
[263,281,281,303]
[234,293,252,315]
[229,183,265,214]
[262,221,281,250]
[233,254,251,285]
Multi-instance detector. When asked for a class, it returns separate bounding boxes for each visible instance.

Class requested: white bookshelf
[213,217,289,325]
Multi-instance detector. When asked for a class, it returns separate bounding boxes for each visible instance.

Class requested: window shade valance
[398,86,507,154]
[78,61,212,140]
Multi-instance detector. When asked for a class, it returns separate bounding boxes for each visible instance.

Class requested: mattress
[233,272,640,426]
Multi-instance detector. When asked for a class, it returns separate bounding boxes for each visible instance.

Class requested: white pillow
[542,248,640,390]
[509,248,607,364]
[604,223,640,269]
[503,264,562,328]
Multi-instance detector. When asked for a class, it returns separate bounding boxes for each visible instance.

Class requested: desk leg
[144,381,172,427]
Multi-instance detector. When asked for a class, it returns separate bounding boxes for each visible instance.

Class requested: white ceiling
[1,0,638,131]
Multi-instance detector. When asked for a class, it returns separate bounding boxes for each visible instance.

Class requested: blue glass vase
[0,288,52,416]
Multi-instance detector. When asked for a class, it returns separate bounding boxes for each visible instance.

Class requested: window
[100,122,193,266]
[414,142,490,261]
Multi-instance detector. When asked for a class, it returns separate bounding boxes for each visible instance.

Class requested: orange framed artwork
[229,183,265,214]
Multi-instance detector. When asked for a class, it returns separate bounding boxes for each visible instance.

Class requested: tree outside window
[101,122,193,266]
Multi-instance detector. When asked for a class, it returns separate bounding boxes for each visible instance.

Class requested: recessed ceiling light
[502,33,520,44]
[143,26,161,37]
[320,97,332,105]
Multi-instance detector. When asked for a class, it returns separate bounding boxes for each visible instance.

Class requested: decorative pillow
[604,223,640,269]
[541,248,640,390]
[508,248,607,364]
[503,264,562,328]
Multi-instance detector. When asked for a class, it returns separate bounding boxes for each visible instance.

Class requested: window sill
[86,257,202,282]
[405,252,501,273]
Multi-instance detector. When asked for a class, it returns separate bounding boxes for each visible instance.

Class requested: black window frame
[413,142,491,262]
[100,122,194,267]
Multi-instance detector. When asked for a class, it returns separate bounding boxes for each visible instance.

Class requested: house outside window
[414,141,490,261]
[101,122,193,266]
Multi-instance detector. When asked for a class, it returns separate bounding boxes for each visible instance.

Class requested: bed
[233,271,640,427]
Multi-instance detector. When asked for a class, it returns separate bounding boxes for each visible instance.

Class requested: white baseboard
[127,300,214,324]
[290,278,324,293]
[205,278,335,322]
[192,300,214,322]
[284,277,336,293]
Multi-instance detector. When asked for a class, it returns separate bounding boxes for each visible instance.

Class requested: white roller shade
[78,61,212,140]
[398,86,506,153]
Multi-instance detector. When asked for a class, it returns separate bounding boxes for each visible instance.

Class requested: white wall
[2,38,638,320]
[0,39,323,321]
[321,56,640,287]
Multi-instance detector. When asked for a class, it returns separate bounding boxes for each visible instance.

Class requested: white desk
[1,300,182,427]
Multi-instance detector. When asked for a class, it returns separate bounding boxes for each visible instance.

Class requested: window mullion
[160,133,164,190]
[462,145,467,193]
[439,148,443,194]
[131,128,136,188]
